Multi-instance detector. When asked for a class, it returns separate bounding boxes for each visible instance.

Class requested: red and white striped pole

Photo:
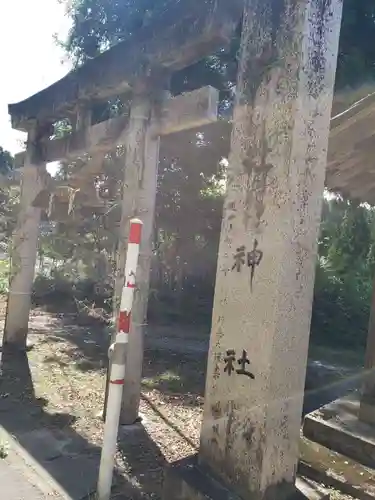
[97,218,143,500]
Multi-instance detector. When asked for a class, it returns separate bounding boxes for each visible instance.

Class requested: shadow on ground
[48,311,365,416]
[39,312,207,404]
[0,347,167,500]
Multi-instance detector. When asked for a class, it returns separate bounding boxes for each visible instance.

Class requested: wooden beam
[14,87,219,166]
[8,0,243,131]
[3,127,48,348]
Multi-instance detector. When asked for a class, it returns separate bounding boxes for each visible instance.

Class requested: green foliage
[0,147,17,259]
[61,0,375,91]
[38,193,375,346]
[311,199,375,348]
[336,0,375,88]
[312,260,371,349]
[327,201,372,276]
[32,273,112,310]
[63,0,166,63]
[0,147,13,175]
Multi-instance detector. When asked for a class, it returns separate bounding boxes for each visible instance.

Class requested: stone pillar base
[359,398,375,426]
[303,393,375,469]
[163,455,327,500]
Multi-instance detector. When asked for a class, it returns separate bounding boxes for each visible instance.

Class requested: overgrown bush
[32,273,113,312]
[148,275,215,325]
[311,263,371,349]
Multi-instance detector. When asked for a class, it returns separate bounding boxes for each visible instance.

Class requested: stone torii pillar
[164,0,343,499]
[3,126,48,349]
[107,84,219,425]
[109,89,161,426]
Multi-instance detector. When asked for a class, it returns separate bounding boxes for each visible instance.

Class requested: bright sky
[0,0,72,155]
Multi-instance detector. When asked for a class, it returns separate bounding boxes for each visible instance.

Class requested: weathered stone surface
[163,455,327,500]
[108,92,161,425]
[8,0,242,131]
[104,87,219,423]
[159,86,219,136]
[3,128,48,348]
[300,435,375,500]
[303,393,375,470]
[48,115,130,162]
[195,0,343,498]
[163,455,241,500]
[14,86,219,167]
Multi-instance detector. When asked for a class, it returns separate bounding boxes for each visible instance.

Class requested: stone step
[303,393,375,469]
[164,454,331,500]
[299,436,375,500]
[295,477,330,499]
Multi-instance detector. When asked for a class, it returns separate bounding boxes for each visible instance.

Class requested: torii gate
[8,0,375,497]
[4,0,244,426]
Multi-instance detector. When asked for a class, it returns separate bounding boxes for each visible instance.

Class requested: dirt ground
[0,300,356,499]
[0,301,206,499]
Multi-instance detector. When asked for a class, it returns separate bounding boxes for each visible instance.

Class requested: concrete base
[359,397,375,426]
[303,392,375,469]
[163,455,329,500]
[0,425,99,500]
